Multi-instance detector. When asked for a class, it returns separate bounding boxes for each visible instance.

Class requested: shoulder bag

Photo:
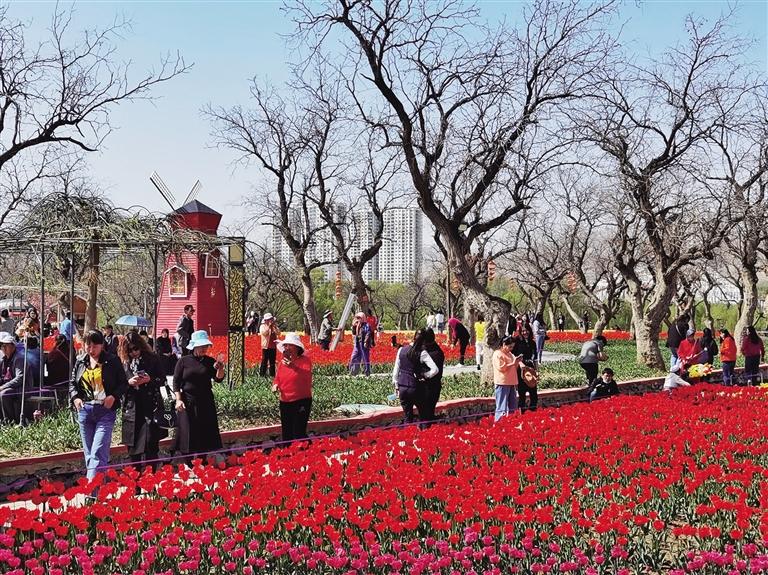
[521,365,539,388]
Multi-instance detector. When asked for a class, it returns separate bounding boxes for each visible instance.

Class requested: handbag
[152,383,177,430]
[521,365,539,388]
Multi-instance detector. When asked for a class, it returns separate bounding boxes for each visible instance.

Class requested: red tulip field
[3,385,768,574]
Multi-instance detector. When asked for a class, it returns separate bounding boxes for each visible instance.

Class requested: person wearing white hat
[259,313,281,378]
[318,310,334,351]
[272,333,313,443]
[172,330,225,458]
[0,331,34,423]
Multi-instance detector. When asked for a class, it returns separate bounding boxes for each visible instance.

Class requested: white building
[378,207,423,283]
[268,204,423,284]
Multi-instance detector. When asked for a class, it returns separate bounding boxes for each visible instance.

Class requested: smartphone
[136,370,148,377]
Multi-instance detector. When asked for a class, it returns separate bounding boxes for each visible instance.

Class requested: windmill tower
[151,172,228,337]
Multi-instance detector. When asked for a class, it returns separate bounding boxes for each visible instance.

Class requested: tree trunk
[560,294,586,333]
[300,270,320,343]
[700,295,714,330]
[547,307,556,332]
[84,243,100,333]
[350,268,372,315]
[626,273,677,370]
[734,264,758,351]
[592,312,608,337]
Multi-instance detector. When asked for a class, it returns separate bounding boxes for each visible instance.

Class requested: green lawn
[0,341,690,459]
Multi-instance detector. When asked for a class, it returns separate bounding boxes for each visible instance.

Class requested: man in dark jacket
[175,305,195,357]
[666,314,690,370]
[0,332,34,423]
[448,317,471,365]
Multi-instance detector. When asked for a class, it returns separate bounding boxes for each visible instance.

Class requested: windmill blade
[149,171,177,211]
[182,180,202,206]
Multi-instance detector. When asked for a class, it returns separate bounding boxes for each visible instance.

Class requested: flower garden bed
[3,385,768,574]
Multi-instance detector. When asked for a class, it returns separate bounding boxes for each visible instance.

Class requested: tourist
[0,332,34,423]
[532,312,547,364]
[102,324,118,355]
[425,310,436,331]
[557,313,565,332]
[173,330,225,458]
[16,307,40,346]
[577,334,607,387]
[392,328,439,424]
[0,310,14,336]
[698,328,718,365]
[69,330,128,481]
[349,311,373,376]
[662,364,691,391]
[448,317,470,365]
[318,310,334,351]
[259,313,281,377]
[175,304,195,356]
[666,314,690,369]
[474,314,486,370]
[435,309,446,334]
[245,311,259,335]
[719,328,737,386]
[272,333,313,443]
[513,326,538,413]
[582,311,590,332]
[139,329,154,350]
[589,367,619,402]
[677,328,703,370]
[420,328,445,424]
[59,311,74,341]
[119,331,167,471]
[155,328,176,376]
[740,326,764,386]
[493,335,522,421]
[45,335,70,386]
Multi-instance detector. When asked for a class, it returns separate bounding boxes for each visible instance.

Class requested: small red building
[156,200,228,337]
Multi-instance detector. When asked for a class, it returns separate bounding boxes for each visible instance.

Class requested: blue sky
[5,1,767,235]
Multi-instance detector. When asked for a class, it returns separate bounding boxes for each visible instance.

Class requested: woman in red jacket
[719,328,737,386]
[272,333,313,444]
[740,326,765,386]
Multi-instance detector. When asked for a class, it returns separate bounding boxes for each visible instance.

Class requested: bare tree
[207,83,338,341]
[292,0,617,382]
[0,6,187,231]
[582,14,763,368]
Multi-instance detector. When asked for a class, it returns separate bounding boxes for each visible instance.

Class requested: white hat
[262,313,274,323]
[276,332,305,353]
[187,329,214,350]
[0,332,14,345]
[354,311,366,319]
[323,309,333,318]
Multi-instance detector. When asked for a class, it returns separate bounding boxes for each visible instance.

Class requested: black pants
[744,355,761,385]
[260,348,277,377]
[458,339,469,364]
[518,382,538,412]
[580,362,599,386]
[420,383,442,423]
[399,387,427,423]
[319,338,330,351]
[279,398,312,443]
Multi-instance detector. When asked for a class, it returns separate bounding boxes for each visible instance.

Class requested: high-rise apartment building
[268,204,423,284]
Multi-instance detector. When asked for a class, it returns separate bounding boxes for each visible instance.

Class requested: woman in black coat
[154,328,177,376]
[119,331,167,471]
[420,328,445,424]
[512,325,538,412]
[173,330,225,460]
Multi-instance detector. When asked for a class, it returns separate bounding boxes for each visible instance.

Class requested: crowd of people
[3,298,766,485]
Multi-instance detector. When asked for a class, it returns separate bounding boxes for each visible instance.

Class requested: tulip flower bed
[3,386,768,574]
[211,330,633,371]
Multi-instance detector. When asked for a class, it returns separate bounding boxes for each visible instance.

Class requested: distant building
[268,205,423,284]
[378,207,423,283]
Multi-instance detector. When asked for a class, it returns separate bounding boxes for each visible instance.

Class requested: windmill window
[204,253,221,278]
[169,267,188,297]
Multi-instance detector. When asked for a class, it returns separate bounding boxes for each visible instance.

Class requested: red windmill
[151,173,228,337]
